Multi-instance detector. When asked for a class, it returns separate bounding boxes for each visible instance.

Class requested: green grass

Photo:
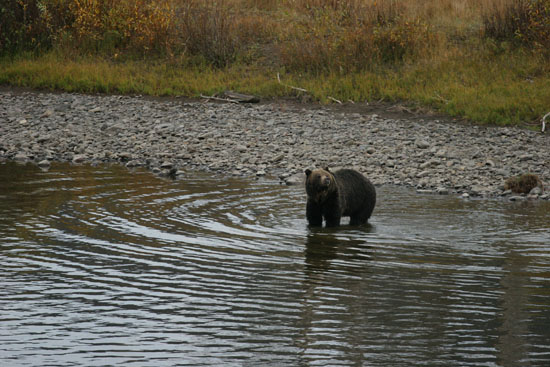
[1,49,549,126]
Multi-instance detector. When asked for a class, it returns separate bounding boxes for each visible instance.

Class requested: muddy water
[1,162,549,367]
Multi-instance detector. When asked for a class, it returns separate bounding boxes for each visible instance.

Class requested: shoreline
[1,89,548,200]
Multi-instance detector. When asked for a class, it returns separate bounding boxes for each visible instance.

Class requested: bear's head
[305,167,336,203]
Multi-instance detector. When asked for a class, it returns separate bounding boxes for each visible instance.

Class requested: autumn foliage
[1,0,550,67]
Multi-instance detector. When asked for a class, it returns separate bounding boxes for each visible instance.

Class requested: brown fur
[504,173,544,194]
[305,168,336,203]
[305,167,376,227]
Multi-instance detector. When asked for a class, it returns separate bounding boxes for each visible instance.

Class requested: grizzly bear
[305,167,376,227]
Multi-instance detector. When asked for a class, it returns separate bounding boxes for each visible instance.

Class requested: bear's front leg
[324,216,341,227]
[306,200,323,227]
[324,211,341,227]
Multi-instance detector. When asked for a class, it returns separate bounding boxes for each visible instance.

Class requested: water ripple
[1,162,550,366]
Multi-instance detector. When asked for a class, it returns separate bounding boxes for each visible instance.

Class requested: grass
[1,0,549,126]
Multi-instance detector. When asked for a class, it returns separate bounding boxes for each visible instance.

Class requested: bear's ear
[324,166,330,172]
[305,169,312,177]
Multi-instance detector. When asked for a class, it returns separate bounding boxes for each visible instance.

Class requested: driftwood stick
[200,94,240,104]
[542,111,550,133]
[223,91,260,103]
[328,96,342,104]
[277,73,308,93]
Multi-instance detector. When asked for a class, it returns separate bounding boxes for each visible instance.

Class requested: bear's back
[334,169,376,218]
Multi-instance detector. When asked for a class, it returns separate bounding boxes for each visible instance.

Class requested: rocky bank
[1,90,549,200]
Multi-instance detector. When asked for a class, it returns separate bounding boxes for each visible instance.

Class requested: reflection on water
[1,161,549,366]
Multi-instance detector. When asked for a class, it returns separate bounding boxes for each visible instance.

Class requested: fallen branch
[277,73,308,93]
[542,111,550,133]
[327,96,342,104]
[200,94,240,104]
[223,91,260,103]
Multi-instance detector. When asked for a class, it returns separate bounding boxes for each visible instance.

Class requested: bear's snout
[322,177,331,186]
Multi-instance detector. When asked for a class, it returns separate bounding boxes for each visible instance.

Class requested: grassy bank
[1,0,549,126]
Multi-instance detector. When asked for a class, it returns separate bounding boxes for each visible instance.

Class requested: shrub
[372,18,434,63]
[68,0,178,55]
[0,0,69,54]
[177,1,247,67]
[183,1,277,67]
[278,4,434,73]
[483,0,550,56]
[516,0,550,52]
[504,173,544,194]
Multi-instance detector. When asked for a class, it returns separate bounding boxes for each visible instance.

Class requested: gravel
[1,90,549,199]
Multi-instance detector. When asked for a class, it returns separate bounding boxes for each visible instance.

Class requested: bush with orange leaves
[483,0,550,56]
[64,0,276,65]
[68,0,178,55]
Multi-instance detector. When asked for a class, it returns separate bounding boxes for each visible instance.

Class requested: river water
[1,162,549,367]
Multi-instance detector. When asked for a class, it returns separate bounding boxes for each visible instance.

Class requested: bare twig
[276,74,349,105]
[276,73,308,93]
[433,92,449,104]
[542,111,550,133]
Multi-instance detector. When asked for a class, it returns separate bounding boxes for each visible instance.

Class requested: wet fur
[305,168,376,227]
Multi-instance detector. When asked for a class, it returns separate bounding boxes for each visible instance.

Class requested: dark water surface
[1,162,549,367]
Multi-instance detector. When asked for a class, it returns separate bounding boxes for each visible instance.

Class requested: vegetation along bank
[1,0,550,126]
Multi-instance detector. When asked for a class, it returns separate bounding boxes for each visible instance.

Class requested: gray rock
[285,173,304,186]
[106,123,125,133]
[436,187,449,195]
[41,109,54,118]
[37,159,51,167]
[14,153,28,161]
[72,154,86,163]
[529,186,543,196]
[519,154,533,161]
[236,144,247,153]
[118,152,133,160]
[1,91,548,200]
[37,134,51,143]
[126,160,143,167]
[416,140,430,149]
[470,185,488,195]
